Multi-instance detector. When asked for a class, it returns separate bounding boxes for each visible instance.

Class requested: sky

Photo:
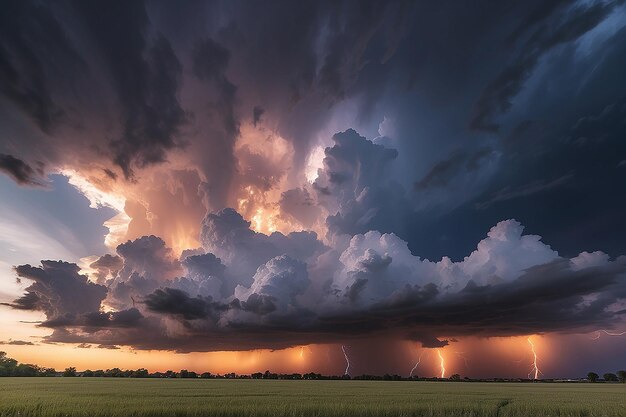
[1,0,626,379]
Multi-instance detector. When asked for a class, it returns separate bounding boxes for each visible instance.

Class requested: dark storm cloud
[470,0,619,132]
[72,0,187,179]
[0,154,44,187]
[0,1,82,134]
[406,333,449,349]
[144,288,218,320]
[2,261,107,319]
[41,308,144,329]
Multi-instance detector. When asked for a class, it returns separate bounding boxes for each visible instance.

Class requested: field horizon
[1,378,625,417]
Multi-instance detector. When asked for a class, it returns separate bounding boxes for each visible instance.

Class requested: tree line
[2,351,625,382]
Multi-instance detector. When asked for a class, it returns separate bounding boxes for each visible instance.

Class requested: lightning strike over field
[437,349,446,379]
[409,350,423,377]
[527,337,542,380]
[341,345,351,375]
[591,329,626,340]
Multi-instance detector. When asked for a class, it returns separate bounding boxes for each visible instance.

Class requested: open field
[0,378,625,417]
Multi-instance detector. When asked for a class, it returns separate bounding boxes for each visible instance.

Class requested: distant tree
[82,370,94,377]
[15,364,38,377]
[200,372,212,379]
[132,368,149,378]
[587,372,599,382]
[617,370,626,383]
[0,351,18,376]
[63,367,77,377]
[603,373,618,382]
[38,367,56,377]
[449,374,461,381]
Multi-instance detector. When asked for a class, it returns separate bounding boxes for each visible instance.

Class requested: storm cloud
[1,0,626,367]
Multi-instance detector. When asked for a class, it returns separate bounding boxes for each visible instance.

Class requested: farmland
[0,378,625,417]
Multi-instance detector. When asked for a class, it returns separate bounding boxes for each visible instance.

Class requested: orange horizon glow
[2,320,620,379]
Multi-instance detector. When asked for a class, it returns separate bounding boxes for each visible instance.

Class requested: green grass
[0,378,624,417]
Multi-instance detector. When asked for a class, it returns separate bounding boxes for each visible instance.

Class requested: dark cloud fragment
[252,106,264,126]
[144,288,216,320]
[3,261,107,319]
[415,148,494,190]
[0,154,44,186]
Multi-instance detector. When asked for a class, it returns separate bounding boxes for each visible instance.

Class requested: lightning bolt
[591,329,626,340]
[300,346,304,358]
[409,350,423,377]
[437,349,445,379]
[341,345,351,375]
[527,336,542,380]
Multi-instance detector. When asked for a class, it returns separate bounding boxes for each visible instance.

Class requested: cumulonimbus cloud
[6,208,626,352]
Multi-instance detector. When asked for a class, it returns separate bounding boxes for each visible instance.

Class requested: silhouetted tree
[450,374,461,381]
[63,367,77,377]
[603,373,618,382]
[15,364,38,376]
[38,367,56,377]
[617,370,626,383]
[0,351,18,376]
[587,372,599,382]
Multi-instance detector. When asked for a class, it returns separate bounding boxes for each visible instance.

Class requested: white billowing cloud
[332,231,430,305]
[458,220,559,285]
[200,208,325,295]
[170,253,227,299]
[331,219,561,306]
[235,255,309,314]
[570,251,610,271]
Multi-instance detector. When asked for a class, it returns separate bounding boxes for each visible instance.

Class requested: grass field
[0,378,625,417]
